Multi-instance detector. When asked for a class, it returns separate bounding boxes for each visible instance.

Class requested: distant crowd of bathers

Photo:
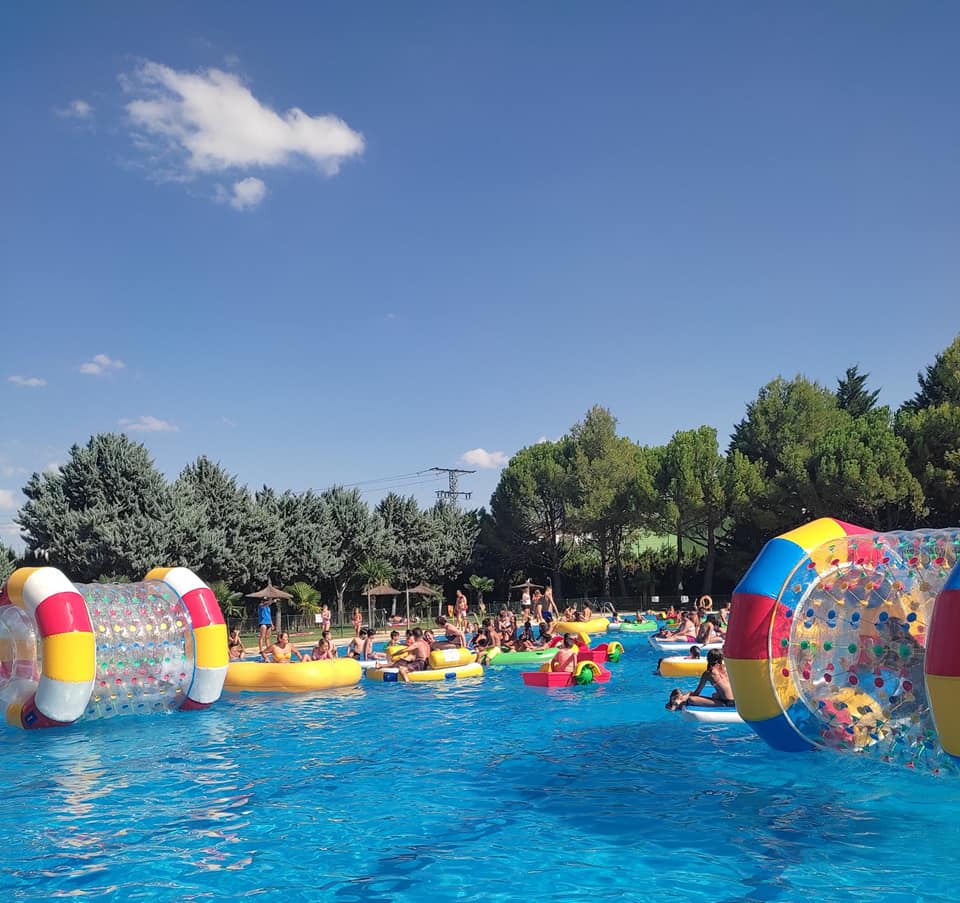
[224,583,612,682]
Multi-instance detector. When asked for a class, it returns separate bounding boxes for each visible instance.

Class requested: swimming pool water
[1,632,958,902]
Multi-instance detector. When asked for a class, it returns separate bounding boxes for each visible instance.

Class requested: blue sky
[2,3,958,547]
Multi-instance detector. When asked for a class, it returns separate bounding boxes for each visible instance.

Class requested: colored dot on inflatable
[824,673,833,683]
[849,675,858,685]
[824,641,833,651]
[781,638,789,648]
[900,645,912,659]
[906,613,917,623]
[848,644,857,654]
[851,612,861,623]
[806,608,815,619]
[782,668,790,677]
[879,612,889,622]
[801,640,810,650]
[903,680,914,692]
[827,610,837,620]
[873,644,884,656]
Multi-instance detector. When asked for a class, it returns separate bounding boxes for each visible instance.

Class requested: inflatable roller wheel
[608,642,623,663]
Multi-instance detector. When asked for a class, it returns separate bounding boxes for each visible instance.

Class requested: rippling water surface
[2,633,957,901]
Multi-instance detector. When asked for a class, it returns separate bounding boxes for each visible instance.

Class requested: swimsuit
[258,606,273,627]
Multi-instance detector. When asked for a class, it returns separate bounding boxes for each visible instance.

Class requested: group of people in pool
[227,604,595,680]
[656,600,735,710]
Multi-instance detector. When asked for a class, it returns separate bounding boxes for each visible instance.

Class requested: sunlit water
[1,632,956,901]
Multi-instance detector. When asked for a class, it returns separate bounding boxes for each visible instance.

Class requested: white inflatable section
[0,605,38,708]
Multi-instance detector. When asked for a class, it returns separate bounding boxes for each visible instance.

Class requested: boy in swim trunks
[396,628,431,682]
[673,650,735,708]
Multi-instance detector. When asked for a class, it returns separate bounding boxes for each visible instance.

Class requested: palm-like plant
[467,574,494,606]
[209,580,245,621]
[284,581,323,617]
[357,558,394,592]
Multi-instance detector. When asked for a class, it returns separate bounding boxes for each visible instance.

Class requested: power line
[340,469,432,489]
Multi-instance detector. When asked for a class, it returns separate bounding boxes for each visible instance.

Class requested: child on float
[667,650,734,709]
[228,628,246,660]
[265,631,306,663]
[551,634,580,673]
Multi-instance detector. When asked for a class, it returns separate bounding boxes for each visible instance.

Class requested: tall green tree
[490,439,573,597]
[896,336,960,525]
[901,335,960,413]
[836,365,880,417]
[806,409,924,529]
[376,493,433,589]
[896,403,960,525]
[322,486,386,625]
[0,545,17,585]
[169,456,257,587]
[17,433,174,581]
[569,407,658,597]
[659,426,764,595]
[729,376,845,536]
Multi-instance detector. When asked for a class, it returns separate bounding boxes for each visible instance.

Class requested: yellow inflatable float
[554,617,609,635]
[365,647,482,683]
[657,656,708,678]
[224,658,361,693]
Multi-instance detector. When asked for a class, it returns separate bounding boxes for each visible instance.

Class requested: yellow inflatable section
[554,618,609,635]
[365,662,483,682]
[658,656,707,678]
[224,658,362,693]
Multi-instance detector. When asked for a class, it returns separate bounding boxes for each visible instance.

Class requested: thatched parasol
[365,584,400,631]
[246,581,292,632]
[404,583,440,624]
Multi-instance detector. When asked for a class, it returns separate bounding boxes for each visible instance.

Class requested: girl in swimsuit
[228,629,245,660]
[266,632,305,663]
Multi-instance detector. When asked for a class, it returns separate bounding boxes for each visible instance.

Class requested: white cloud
[56,99,94,119]
[8,375,46,388]
[459,448,508,470]
[218,176,267,210]
[119,415,179,433]
[124,61,364,179]
[80,353,126,375]
[44,462,63,474]
[0,490,17,510]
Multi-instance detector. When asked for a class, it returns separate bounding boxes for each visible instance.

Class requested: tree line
[4,336,959,611]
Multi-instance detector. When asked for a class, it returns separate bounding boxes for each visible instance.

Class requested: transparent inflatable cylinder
[775,530,959,770]
[0,566,227,729]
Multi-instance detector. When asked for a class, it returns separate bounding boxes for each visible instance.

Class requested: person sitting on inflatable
[396,627,432,682]
[265,631,306,663]
[655,610,697,642]
[666,650,734,709]
[434,615,466,649]
[551,634,580,673]
[228,628,246,661]
[696,614,723,646]
[310,637,336,661]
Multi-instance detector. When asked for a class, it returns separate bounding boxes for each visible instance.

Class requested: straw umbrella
[246,581,293,633]
[405,583,440,624]
[365,584,400,632]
